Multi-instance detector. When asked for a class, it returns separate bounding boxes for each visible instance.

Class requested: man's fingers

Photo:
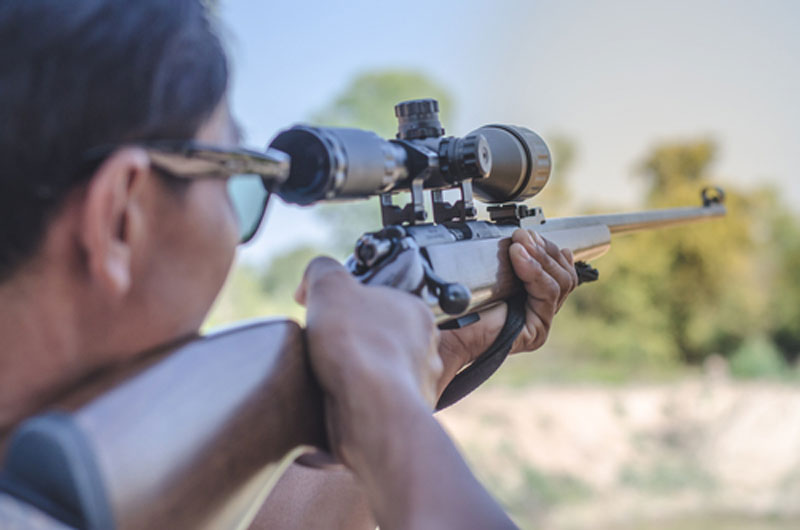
[521,304,551,351]
[512,229,580,309]
[561,248,580,297]
[536,234,578,308]
[512,231,573,303]
[509,242,558,351]
[534,232,578,297]
[511,243,560,325]
[295,256,351,306]
[541,234,573,274]
[509,242,561,305]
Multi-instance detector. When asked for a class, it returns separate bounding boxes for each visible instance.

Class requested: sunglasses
[81,140,291,244]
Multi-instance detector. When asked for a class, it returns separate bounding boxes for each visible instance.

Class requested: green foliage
[520,465,593,506]
[552,138,787,369]
[728,335,787,379]
[639,140,715,199]
[765,201,800,363]
[205,263,305,329]
[619,461,716,494]
[259,245,322,308]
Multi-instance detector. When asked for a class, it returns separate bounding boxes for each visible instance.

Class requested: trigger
[439,313,481,330]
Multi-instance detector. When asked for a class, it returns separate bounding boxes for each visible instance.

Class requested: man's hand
[292,256,516,530]
[437,228,578,390]
[295,257,442,470]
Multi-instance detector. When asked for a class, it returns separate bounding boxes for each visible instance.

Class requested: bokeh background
[208,2,800,528]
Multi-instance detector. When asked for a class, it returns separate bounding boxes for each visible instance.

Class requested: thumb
[294,256,349,306]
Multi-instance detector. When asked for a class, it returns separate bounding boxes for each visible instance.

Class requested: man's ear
[80,147,151,299]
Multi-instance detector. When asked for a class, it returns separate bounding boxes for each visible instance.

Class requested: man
[0,1,578,528]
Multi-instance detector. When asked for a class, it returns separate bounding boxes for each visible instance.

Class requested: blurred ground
[439,370,800,529]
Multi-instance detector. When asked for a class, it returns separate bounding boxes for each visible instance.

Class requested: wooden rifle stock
[0,320,327,529]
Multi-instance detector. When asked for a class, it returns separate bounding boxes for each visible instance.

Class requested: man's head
[0,0,240,368]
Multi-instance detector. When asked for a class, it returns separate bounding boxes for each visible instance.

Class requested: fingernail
[532,231,544,246]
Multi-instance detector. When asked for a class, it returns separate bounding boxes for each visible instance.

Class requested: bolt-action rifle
[0,99,726,529]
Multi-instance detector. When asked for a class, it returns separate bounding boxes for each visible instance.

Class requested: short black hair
[0,0,229,280]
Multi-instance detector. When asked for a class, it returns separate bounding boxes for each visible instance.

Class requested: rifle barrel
[540,203,727,235]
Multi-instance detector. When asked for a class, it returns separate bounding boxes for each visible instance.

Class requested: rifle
[0,99,726,529]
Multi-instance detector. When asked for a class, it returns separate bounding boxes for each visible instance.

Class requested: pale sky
[218,0,800,263]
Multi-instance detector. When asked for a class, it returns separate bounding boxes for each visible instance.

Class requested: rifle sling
[436,293,526,410]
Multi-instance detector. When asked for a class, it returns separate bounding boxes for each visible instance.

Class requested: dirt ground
[438,374,800,529]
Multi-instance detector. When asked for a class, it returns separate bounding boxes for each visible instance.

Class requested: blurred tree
[557,140,775,366]
[763,191,800,363]
[204,263,305,329]
[640,141,715,199]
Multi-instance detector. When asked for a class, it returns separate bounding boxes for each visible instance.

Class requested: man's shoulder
[0,492,72,529]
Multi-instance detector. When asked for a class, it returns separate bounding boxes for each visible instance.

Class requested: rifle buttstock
[2,319,326,530]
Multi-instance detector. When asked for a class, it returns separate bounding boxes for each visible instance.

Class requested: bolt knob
[439,283,471,315]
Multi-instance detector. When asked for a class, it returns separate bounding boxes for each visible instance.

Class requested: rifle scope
[269,99,551,206]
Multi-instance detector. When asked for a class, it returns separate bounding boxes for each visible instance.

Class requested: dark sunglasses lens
[227,175,269,243]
